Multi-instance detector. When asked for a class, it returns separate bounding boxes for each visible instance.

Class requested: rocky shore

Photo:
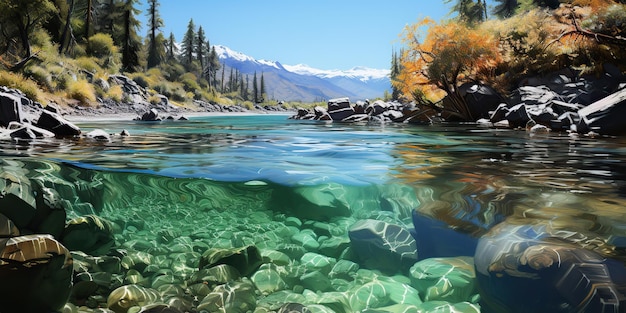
[291,66,626,136]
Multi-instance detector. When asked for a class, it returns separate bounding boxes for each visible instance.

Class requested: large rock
[327,98,354,121]
[269,183,352,221]
[460,83,506,121]
[198,245,262,276]
[35,109,81,137]
[475,221,626,313]
[0,92,23,127]
[61,214,115,256]
[577,87,626,135]
[409,257,476,303]
[0,234,74,313]
[348,219,418,274]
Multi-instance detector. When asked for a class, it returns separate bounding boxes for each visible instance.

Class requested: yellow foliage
[74,57,103,74]
[0,71,41,101]
[396,18,501,103]
[107,85,123,102]
[66,79,96,104]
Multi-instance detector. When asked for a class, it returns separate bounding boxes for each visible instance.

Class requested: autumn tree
[395,18,501,121]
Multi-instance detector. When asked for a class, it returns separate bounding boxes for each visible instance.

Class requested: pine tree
[390,49,402,101]
[493,0,518,18]
[146,0,164,68]
[0,0,56,59]
[166,32,177,61]
[445,0,487,24]
[181,18,195,66]
[260,72,266,103]
[120,0,141,72]
[196,26,207,69]
[253,71,258,103]
[208,45,220,89]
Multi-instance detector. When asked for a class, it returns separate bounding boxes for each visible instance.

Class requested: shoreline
[63,110,293,123]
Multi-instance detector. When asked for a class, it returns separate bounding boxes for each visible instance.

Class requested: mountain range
[214,45,391,102]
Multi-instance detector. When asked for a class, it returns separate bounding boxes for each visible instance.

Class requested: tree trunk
[59,0,75,54]
[86,0,93,38]
[17,22,32,58]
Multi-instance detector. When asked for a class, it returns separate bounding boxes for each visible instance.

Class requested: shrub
[130,73,150,88]
[179,73,201,92]
[0,71,41,101]
[24,65,53,91]
[107,85,123,102]
[74,57,103,74]
[87,33,118,58]
[66,78,96,104]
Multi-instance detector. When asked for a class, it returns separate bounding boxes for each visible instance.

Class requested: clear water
[2,114,626,312]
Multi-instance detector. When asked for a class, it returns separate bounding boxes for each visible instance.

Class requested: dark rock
[198,245,262,276]
[354,101,367,114]
[577,87,626,135]
[489,103,509,123]
[197,280,256,313]
[327,98,354,121]
[460,83,506,120]
[505,104,531,128]
[269,183,351,221]
[120,129,131,136]
[313,106,331,120]
[383,109,404,121]
[61,214,115,256]
[29,185,66,238]
[178,116,188,121]
[475,221,626,313]
[0,234,73,313]
[365,100,388,116]
[35,110,81,137]
[411,210,478,260]
[341,114,370,123]
[140,108,161,121]
[44,103,61,114]
[0,92,24,127]
[348,219,418,274]
[527,106,558,126]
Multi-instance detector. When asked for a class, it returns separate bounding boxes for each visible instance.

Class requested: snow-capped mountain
[214,45,390,102]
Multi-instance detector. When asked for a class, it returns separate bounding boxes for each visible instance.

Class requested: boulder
[327,98,354,121]
[0,234,74,313]
[0,91,23,127]
[505,104,531,128]
[198,245,262,276]
[269,183,351,221]
[61,214,115,256]
[460,83,506,121]
[140,108,161,121]
[577,87,626,135]
[475,221,626,313]
[365,100,389,116]
[86,129,111,141]
[409,257,476,303]
[348,219,418,274]
[35,110,81,137]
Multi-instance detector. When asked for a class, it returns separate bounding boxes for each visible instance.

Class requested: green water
[2,114,626,312]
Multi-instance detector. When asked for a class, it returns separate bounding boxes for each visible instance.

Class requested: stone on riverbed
[348,219,418,274]
[409,256,476,303]
[107,284,161,313]
[270,183,352,221]
[61,214,115,256]
[198,245,263,276]
[475,221,626,313]
[0,234,73,313]
[197,279,257,313]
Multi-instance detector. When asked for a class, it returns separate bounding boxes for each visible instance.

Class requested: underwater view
[2,114,626,313]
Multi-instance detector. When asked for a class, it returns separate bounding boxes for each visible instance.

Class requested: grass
[0,71,41,102]
[66,78,96,104]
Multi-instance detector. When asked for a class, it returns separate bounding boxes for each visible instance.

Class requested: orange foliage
[395,18,502,104]
[572,0,615,11]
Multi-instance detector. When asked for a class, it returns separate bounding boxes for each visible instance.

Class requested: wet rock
[197,279,257,313]
[475,221,626,313]
[0,91,24,127]
[366,100,388,116]
[505,104,531,128]
[348,219,418,274]
[140,108,161,121]
[329,259,359,280]
[459,83,506,121]
[6,121,55,139]
[35,109,81,137]
[409,257,476,303]
[107,284,161,313]
[252,268,288,294]
[270,183,351,221]
[0,234,73,313]
[327,97,354,121]
[577,87,626,135]
[300,252,336,274]
[198,245,262,276]
[61,214,115,256]
[86,129,111,141]
[348,280,422,312]
[300,270,332,292]
[277,303,311,313]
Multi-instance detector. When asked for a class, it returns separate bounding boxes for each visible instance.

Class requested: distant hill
[214,45,390,102]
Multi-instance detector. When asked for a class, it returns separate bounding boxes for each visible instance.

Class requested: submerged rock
[61,214,115,256]
[475,221,626,313]
[107,284,161,313]
[409,257,477,303]
[0,234,74,313]
[198,245,262,276]
[348,219,418,274]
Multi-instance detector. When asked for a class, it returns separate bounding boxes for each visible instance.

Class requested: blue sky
[138,1,455,71]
